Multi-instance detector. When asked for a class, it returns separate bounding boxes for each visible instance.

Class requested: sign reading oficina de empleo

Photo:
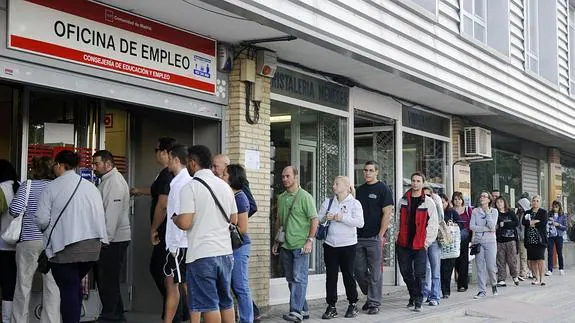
[8,0,217,94]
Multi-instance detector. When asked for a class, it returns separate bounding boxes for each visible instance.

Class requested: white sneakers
[560,269,565,276]
[496,281,506,287]
[545,271,553,276]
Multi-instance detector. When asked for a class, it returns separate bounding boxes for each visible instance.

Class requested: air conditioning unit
[464,126,492,158]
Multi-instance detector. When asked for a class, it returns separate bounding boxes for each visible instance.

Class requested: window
[459,0,510,55]
[525,0,539,74]
[524,0,558,83]
[570,6,575,92]
[410,0,437,14]
[461,0,487,43]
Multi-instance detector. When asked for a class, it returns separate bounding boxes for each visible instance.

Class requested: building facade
[3,0,575,316]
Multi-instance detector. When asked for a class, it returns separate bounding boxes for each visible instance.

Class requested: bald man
[211,154,257,217]
[211,154,262,322]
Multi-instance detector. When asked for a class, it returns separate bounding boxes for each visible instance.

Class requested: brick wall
[225,56,271,308]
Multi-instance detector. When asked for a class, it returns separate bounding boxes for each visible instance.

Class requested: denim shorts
[186,254,234,312]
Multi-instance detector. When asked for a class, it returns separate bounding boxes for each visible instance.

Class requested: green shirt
[278,188,316,250]
[0,189,7,214]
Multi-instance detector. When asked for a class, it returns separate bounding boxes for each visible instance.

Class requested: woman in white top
[318,176,364,320]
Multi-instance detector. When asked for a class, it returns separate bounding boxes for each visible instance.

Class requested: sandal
[540,282,546,286]
[531,280,540,285]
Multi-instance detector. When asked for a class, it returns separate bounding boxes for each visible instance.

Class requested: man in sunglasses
[354,161,394,315]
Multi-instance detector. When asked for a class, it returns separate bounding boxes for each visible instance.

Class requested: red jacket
[396,190,437,250]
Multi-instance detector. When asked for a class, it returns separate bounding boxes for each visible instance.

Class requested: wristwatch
[307,237,314,242]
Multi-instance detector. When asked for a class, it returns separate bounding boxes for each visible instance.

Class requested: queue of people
[1,144,572,323]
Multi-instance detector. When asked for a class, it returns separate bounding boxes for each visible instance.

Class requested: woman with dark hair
[10,157,61,323]
[522,195,548,286]
[470,191,498,299]
[439,193,461,298]
[452,191,472,292]
[0,159,20,322]
[494,196,519,287]
[223,164,254,323]
[546,200,567,276]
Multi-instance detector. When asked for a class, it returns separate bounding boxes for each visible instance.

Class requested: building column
[549,148,562,203]
[225,55,271,308]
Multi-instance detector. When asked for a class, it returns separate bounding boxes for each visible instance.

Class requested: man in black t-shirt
[131,137,188,323]
[355,161,394,315]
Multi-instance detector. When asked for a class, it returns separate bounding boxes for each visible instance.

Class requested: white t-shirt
[166,167,192,252]
[179,169,237,263]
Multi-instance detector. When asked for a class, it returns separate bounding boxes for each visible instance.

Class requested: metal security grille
[424,137,447,194]
[315,114,345,274]
[375,131,395,267]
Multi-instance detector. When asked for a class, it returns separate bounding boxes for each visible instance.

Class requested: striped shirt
[9,179,50,241]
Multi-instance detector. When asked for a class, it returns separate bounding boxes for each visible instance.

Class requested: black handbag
[194,177,244,250]
[469,243,481,255]
[525,227,543,247]
[38,177,82,274]
[316,198,334,240]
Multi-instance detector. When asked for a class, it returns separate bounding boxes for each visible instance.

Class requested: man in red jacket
[395,172,438,312]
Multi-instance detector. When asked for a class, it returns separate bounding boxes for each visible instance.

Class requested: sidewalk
[262,270,575,323]
[127,269,575,322]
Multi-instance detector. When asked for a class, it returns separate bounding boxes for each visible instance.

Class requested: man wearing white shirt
[173,145,237,323]
[164,145,192,323]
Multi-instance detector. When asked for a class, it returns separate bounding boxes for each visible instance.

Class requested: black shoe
[283,313,303,322]
[457,287,467,292]
[322,306,338,320]
[406,299,415,307]
[361,302,369,311]
[413,304,422,312]
[367,307,379,315]
[442,294,450,299]
[344,304,359,318]
[302,311,310,320]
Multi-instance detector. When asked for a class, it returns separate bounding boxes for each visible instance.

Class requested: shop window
[562,154,575,217]
[270,100,347,278]
[470,149,522,206]
[28,90,100,180]
[0,85,18,161]
[402,132,449,195]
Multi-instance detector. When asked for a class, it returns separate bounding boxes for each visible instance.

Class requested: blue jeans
[280,248,309,315]
[548,236,564,271]
[232,243,254,323]
[186,255,234,313]
[422,241,441,301]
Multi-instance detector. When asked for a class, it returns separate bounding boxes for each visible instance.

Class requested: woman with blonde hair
[470,191,498,299]
[319,176,364,319]
[523,195,548,285]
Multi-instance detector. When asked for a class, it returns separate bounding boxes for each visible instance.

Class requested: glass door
[298,144,317,271]
[353,127,395,270]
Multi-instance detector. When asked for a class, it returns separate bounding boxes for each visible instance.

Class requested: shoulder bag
[1,180,31,244]
[37,177,82,274]
[316,198,334,240]
[194,177,244,250]
[275,189,302,243]
[440,220,461,259]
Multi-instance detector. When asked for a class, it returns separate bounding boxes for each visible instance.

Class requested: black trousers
[323,243,358,306]
[150,241,188,322]
[396,245,426,306]
[51,262,95,323]
[455,237,470,289]
[95,241,130,322]
[440,258,456,296]
[0,250,16,301]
